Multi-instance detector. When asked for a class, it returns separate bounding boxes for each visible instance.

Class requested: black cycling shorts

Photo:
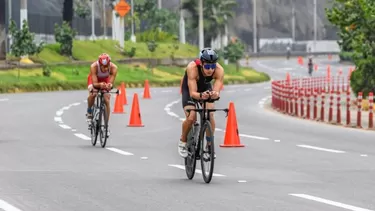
[181,83,212,109]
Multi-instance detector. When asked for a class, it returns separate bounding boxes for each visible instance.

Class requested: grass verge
[0,63,270,93]
[6,40,199,64]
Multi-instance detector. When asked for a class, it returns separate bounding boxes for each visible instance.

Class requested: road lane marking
[74,133,90,140]
[59,124,71,129]
[168,164,226,177]
[239,134,269,140]
[0,98,9,102]
[106,147,134,156]
[297,144,346,153]
[0,199,22,211]
[289,193,373,211]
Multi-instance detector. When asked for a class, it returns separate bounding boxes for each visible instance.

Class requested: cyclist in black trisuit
[178,48,224,158]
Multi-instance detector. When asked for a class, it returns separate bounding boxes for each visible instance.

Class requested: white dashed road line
[297,145,346,154]
[107,147,134,156]
[74,133,90,141]
[0,199,22,211]
[168,164,226,177]
[289,193,373,211]
[59,124,71,129]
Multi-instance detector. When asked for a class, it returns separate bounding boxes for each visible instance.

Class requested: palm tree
[181,0,236,48]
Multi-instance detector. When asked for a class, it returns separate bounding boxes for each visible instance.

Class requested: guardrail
[271,68,375,130]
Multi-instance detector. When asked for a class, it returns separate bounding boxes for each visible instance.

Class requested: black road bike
[89,88,119,148]
[184,96,229,183]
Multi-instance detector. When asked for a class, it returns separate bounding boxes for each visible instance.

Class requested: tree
[223,37,244,72]
[63,0,74,27]
[8,19,44,78]
[181,0,236,46]
[74,0,91,19]
[54,21,77,57]
[326,0,375,97]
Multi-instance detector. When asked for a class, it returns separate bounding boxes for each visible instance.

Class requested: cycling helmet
[199,48,219,63]
[98,53,111,66]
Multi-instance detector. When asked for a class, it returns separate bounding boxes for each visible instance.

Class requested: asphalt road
[1,56,374,211]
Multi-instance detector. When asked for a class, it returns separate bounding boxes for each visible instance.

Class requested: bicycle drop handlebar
[90,88,120,95]
[186,96,229,117]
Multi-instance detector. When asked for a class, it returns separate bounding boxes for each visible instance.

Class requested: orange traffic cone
[120,82,127,105]
[112,93,125,114]
[127,93,144,127]
[220,102,244,147]
[143,79,151,99]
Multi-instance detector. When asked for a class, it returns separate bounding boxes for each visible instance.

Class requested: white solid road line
[289,193,373,211]
[106,147,134,156]
[0,98,9,102]
[297,144,346,153]
[168,164,226,177]
[0,199,22,211]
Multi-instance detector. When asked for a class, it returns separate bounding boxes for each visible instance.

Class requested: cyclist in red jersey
[86,53,118,134]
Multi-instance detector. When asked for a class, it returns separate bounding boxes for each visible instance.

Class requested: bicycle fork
[187,121,201,158]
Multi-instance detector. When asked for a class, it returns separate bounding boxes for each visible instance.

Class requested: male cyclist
[178,48,224,158]
[86,53,118,135]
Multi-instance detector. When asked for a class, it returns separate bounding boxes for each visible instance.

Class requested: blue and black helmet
[199,48,219,63]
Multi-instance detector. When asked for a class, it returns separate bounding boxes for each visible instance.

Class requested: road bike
[89,88,119,148]
[184,96,229,183]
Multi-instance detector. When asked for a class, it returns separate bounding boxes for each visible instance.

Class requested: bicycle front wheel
[184,126,197,180]
[99,104,109,148]
[200,121,215,184]
[91,107,99,146]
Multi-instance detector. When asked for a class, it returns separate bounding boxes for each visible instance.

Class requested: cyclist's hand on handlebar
[209,90,219,99]
[99,82,106,89]
[106,83,113,90]
[201,91,210,100]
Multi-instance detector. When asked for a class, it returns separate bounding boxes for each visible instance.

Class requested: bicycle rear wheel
[90,107,99,146]
[200,121,215,183]
[99,104,109,148]
[184,126,197,180]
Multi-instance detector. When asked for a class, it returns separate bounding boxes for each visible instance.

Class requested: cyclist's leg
[103,92,111,123]
[87,84,97,119]
[179,89,196,157]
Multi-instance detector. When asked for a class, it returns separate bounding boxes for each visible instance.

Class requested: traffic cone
[143,79,151,99]
[220,102,244,147]
[120,82,127,105]
[112,93,125,114]
[127,93,144,127]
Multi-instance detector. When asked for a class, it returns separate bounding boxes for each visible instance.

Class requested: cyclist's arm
[212,63,224,93]
[108,63,118,88]
[90,64,101,88]
[187,62,200,100]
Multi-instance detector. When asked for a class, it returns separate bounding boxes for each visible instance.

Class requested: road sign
[115,0,130,17]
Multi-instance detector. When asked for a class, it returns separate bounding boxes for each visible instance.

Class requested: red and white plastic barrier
[270,67,375,130]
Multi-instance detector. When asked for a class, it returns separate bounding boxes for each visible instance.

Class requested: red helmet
[98,53,111,66]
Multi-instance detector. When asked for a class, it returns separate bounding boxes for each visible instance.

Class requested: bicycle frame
[90,88,119,122]
[186,97,229,147]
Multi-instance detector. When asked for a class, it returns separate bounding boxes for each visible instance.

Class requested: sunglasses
[203,63,216,70]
